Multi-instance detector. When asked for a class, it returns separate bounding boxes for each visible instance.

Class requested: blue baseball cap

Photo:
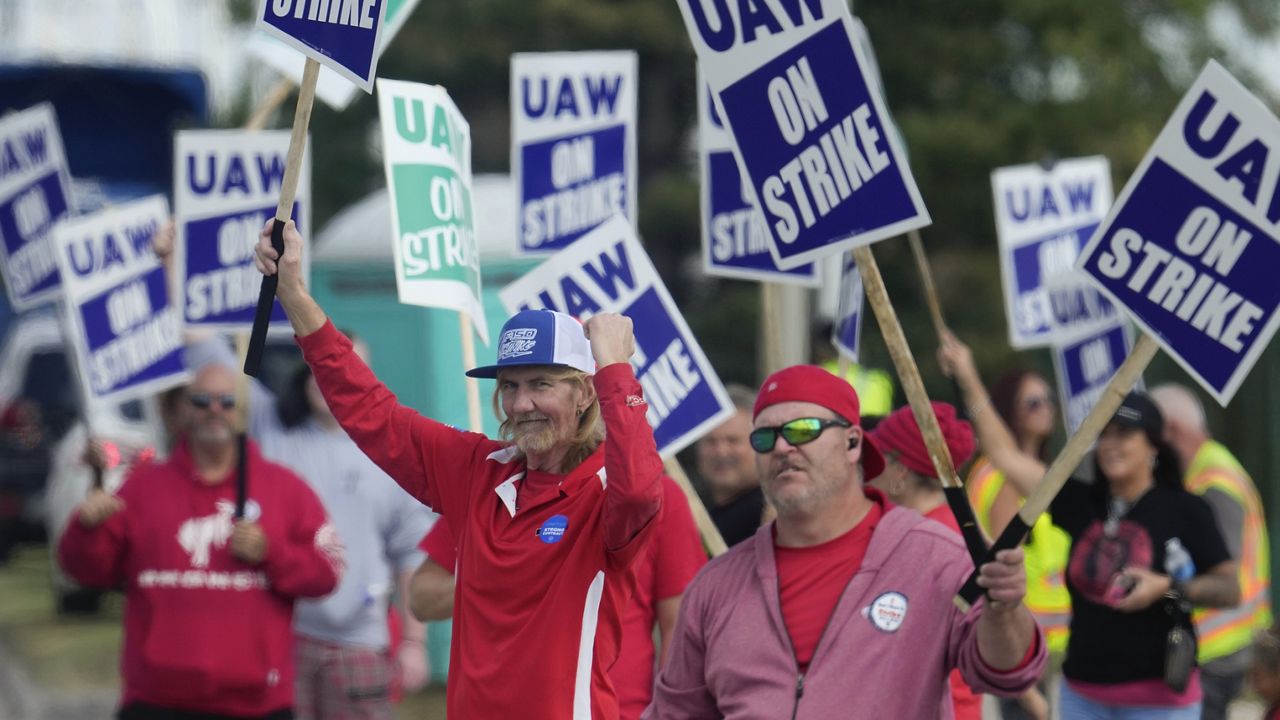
[466,309,595,379]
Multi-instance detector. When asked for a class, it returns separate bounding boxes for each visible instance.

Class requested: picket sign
[250,0,421,113]
[676,0,929,270]
[51,195,190,408]
[257,0,387,92]
[511,51,639,256]
[0,103,74,310]
[1052,321,1141,436]
[699,71,818,285]
[993,156,1119,348]
[174,129,312,334]
[957,61,1280,608]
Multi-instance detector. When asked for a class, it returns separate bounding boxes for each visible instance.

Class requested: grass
[0,543,448,717]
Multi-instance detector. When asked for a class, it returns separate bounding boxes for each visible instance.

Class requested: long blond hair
[493,366,605,472]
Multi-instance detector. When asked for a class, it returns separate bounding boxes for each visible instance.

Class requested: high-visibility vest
[1185,440,1272,663]
[820,359,894,418]
[967,457,1072,655]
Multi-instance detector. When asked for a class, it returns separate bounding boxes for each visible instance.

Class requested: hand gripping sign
[499,215,734,457]
[257,0,387,92]
[955,61,1280,608]
[993,157,1121,348]
[676,0,929,270]
[175,130,311,331]
[52,195,189,406]
[0,103,74,310]
[512,51,639,256]
[378,79,489,344]
[700,74,817,284]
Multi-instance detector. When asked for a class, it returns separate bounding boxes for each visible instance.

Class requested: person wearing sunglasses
[647,365,1046,719]
[58,360,344,719]
[255,221,664,720]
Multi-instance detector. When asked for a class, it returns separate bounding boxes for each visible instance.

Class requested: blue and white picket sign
[1078,61,1280,405]
[174,130,311,332]
[511,51,638,256]
[499,215,734,456]
[0,103,74,310]
[993,157,1120,349]
[52,195,189,406]
[699,72,818,285]
[251,0,421,111]
[257,0,386,92]
[1051,322,1140,436]
[676,0,929,270]
[831,251,864,361]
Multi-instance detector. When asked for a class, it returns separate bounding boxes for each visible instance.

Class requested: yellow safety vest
[967,457,1072,655]
[1185,440,1272,663]
[820,359,894,418]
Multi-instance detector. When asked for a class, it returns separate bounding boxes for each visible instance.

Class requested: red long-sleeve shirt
[298,320,663,719]
[58,439,342,716]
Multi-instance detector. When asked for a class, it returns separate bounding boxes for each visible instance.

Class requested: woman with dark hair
[941,332,1240,718]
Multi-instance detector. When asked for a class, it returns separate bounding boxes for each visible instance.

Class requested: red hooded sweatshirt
[59,438,343,716]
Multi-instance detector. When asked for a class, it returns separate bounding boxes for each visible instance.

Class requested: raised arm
[584,313,663,553]
[937,330,1044,499]
[254,220,489,517]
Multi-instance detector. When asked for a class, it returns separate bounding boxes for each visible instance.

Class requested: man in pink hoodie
[645,365,1047,719]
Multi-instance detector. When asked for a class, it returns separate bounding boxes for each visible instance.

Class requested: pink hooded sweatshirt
[644,506,1047,719]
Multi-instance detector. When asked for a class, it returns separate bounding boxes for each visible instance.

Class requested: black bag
[1163,593,1197,692]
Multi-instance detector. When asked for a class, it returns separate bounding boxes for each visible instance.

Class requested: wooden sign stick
[244,58,320,377]
[907,230,947,342]
[244,77,296,132]
[852,245,987,565]
[954,332,1158,610]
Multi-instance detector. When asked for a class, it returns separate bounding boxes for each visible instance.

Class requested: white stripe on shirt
[574,570,606,720]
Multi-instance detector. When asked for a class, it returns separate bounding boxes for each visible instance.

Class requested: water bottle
[1164,537,1196,582]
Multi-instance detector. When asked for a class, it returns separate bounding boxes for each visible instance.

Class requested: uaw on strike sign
[676,0,929,270]
[52,196,188,405]
[1079,61,1280,405]
[258,0,386,91]
[512,52,638,256]
[0,103,73,310]
[175,130,311,331]
[699,73,817,284]
[500,216,733,456]
[993,157,1121,348]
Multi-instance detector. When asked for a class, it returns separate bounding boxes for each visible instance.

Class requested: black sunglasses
[749,417,851,453]
[189,392,236,410]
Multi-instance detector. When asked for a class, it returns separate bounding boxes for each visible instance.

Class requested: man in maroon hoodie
[59,361,344,720]
[646,365,1047,719]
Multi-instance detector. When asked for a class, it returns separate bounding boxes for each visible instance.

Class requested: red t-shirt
[774,492,884,671]
[419,516,457,571]
[925,504,984,720]
[614,477,708,720]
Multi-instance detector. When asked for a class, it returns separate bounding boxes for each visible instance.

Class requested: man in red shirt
[409,477,708,720]
[255,221,665,719]
[866,401,985,720]
[59,361,344,719]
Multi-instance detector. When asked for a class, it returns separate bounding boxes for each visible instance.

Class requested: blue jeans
[1060,681,1201,720]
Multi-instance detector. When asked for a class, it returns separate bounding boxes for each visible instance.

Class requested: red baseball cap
[754,365,885,479]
